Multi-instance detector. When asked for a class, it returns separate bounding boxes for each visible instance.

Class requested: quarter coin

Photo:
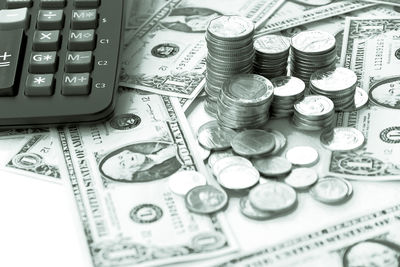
[249,182,297,212]
[168,170,207,196]
[320,127,365,151]
[217,164,260,190]
[251,156,292,177]
[197,120,237,151]
[310,176,350,204]
[284,168,318,190]
[285,146,319,166]
[185,185,228,214]
[231,129,276,157]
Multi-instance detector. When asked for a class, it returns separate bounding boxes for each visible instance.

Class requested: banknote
[255,0,374,36]
[119,0,284,98]
[215,204,400,266]
[57,90,237,267]
[361,0,400,6]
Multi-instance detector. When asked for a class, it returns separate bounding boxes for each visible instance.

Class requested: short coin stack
[290,30,336,86]
[253,35,290,79]
[217,74,274,129]
[292,95,335,131]
[310,67,357,111]
[205,16,255,116]
[270,76,306,118]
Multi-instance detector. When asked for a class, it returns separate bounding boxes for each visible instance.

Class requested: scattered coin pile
[292,95,335,131]
[270,76,306,118]
[310,67,357,111]
[217,74,274,129]
[205,16,255,116]
[290,30,337,86]
[253,35,290,79]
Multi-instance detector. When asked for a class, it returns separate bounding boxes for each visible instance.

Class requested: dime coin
[294,95,334,118]
[212,156,253,177]
[168,170,207,196]
[185,185,228,214]
[239,196,275,220]
[251,156,292,177]
[284,168,318,190]
[197,120,237,151]
[291,30,335,54]
[249,182,297,212]
[320,127,365,151]
[285,146,319,166]
[231,129,276,157]
[217,164,260,190]
[208,149,234,169]
[310,176,350,204]
[254,35,290,54]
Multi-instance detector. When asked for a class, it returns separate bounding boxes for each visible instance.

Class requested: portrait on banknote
[109,113,142,130]
[99,141,182,182]
[369,77,400,109]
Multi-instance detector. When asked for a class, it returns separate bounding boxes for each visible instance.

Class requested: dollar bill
[255,0,375,36]
[361,0,400,6]
[215,204,400,266]
[119,0,284,98]
[57,90,237,267]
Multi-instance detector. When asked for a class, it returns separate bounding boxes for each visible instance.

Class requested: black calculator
[0,0,124,127]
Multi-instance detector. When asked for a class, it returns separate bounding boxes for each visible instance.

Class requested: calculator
[0,0,124,127]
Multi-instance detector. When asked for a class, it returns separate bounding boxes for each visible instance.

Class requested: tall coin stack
[217,74,274,130]
[205,16,255,116]
[292,95,335,131]
[290,30,337,86]
[253,35,290,79]
[310,67,357,111]
[270,76,305,119]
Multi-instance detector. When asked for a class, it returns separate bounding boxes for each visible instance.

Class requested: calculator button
[74,0,100,8]
[6,0,32,8]
[62,73,91,95]
[65,51,93,72]
[0,8,29,30]
[0,29,24,96]
[37,10,64,30]
[25,74,54,96]
[32,30,60,51]
[71,9,97,29]
[29,51,57,73]
[68,29,96,51]
[40,0,65,8]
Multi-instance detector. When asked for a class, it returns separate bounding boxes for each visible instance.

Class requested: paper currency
[216,204,400,266]
[255,0,374,36]
[119,0,283,98]
[361,0,400,7]
[57,90,237,267]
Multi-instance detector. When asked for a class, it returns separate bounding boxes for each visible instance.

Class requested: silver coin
[185,185,228,214]
[168,170,207,196]
[320,127,365,151]
[310,177,350,204]
[285,146,319,166]
[254,35,290,54]
[271,76,305,97]
[291,30,335,54]
[197,120,237,151]
[197,143,211,161]
[310,67,357,92]
[208,15,254,40]
[239,196,275,220]
[231,129,276,157]
[263,128,287,155]
[251,156,292,177]
[208,149,234,169]
[212,156,253,177]
[249,182,297,212]
[217,164,260,190]
[284,168,318,190]
[294,95,334,117]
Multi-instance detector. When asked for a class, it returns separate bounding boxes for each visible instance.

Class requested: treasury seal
[130,204,163,224]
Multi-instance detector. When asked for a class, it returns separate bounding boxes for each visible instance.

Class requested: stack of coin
[270,76,305,118]
[253,35,290,79]
[290,30,336,86]
[217,74,274,129]
[205,15,255,116]
[310,67,357,111]
[292,95,335,131]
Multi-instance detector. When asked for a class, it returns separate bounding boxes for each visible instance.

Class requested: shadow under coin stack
[270,76,305,119]
[217,74,274,129]
[310,67,357,111]
[290,30,336,87]
[205,16,255,116]
[253,35,290,79]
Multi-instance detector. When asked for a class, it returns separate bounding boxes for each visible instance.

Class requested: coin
[217,164,260,190]
[212,156,253,177]
[291,30,335,54]
[285,146,319,166]
[168,170,207,196]
[249,182,297,212]
[231,129,276,157]
[185,185,228,214]
[320,127,365,151]
[263,128,287,155]
[239,196,275,220]
[208,16,254,40]
[294,95,334,118]
[251,156,292,177]
[197,143,211,161]
[310,67,357,92]
[197,120,237,151]
[271,76,305,97]
[310,176,350,204]
[208,149,235,169]
[284,168,318,190]
[254,35,290,54]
